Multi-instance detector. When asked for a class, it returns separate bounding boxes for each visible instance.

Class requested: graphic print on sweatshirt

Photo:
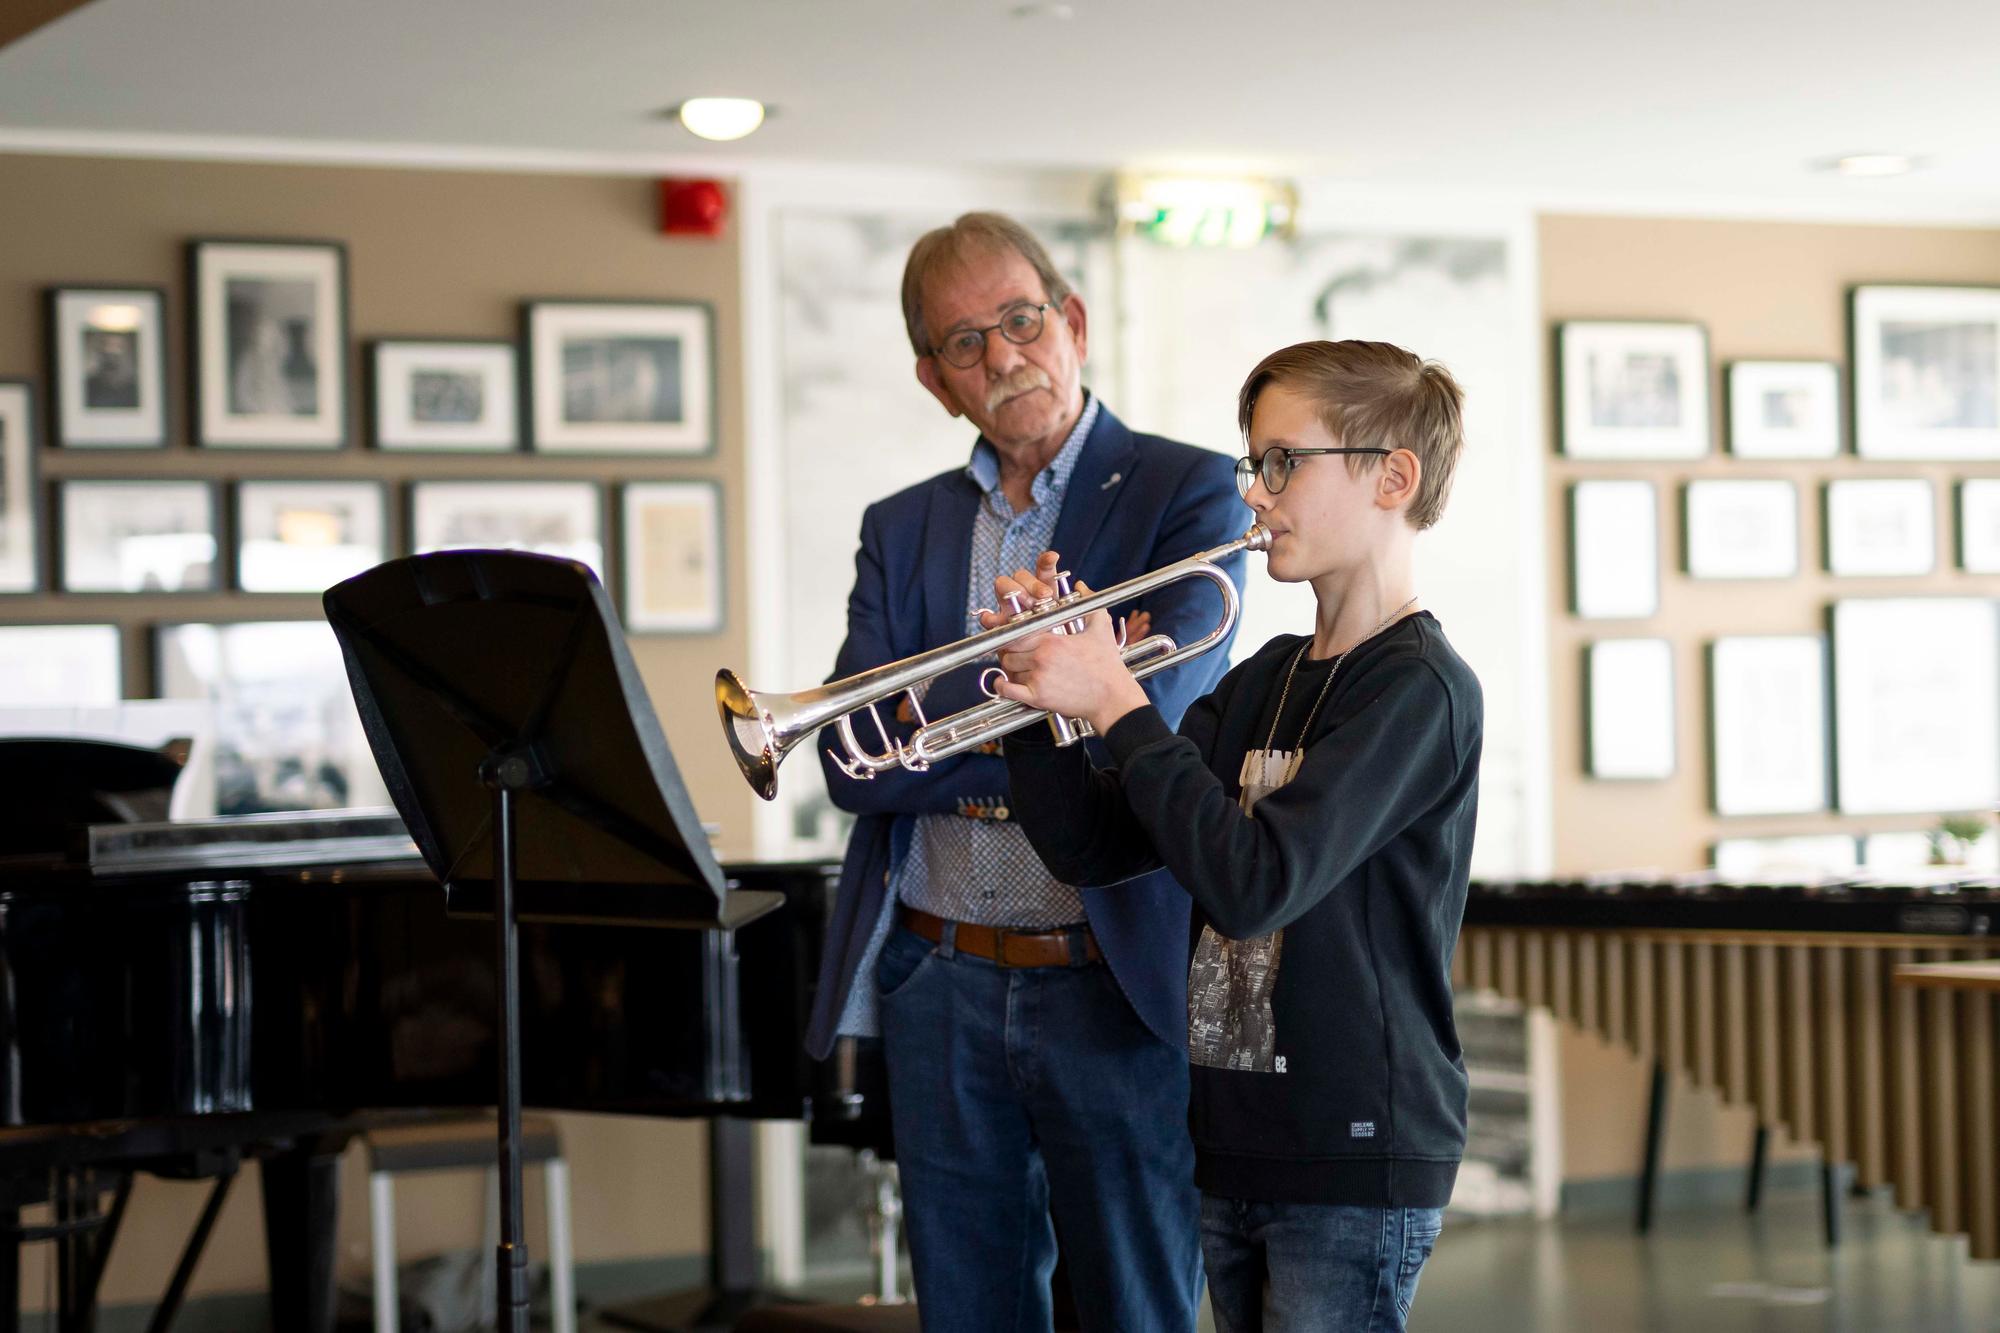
[1187,746,1302,1072]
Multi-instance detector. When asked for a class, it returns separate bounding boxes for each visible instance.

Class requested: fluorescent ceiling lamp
[677,98,767,142]
[1820,153,1920,177]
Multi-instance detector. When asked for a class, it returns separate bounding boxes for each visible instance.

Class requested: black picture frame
[231,478,391,594]
[0,622,123,704]
[54,477,223,594]
[523,299,717,456]
[405,478,609,584]
[188,238,350,451]
[45,286,170,449]
[368,337,521,453]
[1555,320,1711,460]
[618,479,725,633]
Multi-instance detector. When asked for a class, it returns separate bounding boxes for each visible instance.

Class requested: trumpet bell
[716,669,782,801]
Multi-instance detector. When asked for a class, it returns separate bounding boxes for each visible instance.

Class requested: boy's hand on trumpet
[976,550,1153,735]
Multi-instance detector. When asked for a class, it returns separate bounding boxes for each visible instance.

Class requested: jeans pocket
[1394,1209,1442,1318]
[874,930,937,1002]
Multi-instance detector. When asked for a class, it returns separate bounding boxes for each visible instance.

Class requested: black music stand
[325,550,781,1333]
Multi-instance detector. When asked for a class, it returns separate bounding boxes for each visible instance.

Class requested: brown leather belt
[900,906,1101,969]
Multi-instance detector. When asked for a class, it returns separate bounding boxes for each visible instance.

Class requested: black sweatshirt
[1004,614,1482,1207]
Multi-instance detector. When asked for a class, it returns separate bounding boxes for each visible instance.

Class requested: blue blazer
[805,404,1248,1058]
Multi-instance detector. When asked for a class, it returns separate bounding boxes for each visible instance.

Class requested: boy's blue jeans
[1200,1195,1443,1333]
[875,924,1203,1333]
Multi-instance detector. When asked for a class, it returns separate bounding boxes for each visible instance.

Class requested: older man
[804,213,1246,1332]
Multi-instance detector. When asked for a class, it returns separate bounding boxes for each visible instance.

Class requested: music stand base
[600,1285,799,1332]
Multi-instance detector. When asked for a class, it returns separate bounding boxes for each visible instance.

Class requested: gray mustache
[985,367,1051,413]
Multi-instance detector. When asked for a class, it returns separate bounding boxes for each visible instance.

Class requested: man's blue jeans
[1200,1195,1443,1333]
[876,924,1202,1333]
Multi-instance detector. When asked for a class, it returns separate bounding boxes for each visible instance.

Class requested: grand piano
[0,793,840,1333]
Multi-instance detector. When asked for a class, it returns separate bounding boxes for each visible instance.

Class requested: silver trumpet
[716,525,1268,800]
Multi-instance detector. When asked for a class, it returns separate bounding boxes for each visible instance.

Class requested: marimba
[1455,878,2000,1258]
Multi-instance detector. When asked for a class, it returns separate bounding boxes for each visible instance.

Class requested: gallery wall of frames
[1542,213,2000,891]
[0,154,754,858]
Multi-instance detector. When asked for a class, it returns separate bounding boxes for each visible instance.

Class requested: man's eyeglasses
[932,302,1057,369]
[1234,446,1391,498]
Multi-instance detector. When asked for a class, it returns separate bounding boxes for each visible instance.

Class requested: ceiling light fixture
[675,98,767,142]
[1817,153,1921,178]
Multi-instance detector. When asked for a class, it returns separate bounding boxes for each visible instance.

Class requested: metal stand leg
[1746,1125,1769,1212]
[1822,1159,1845,1249]
[1637,1061,1668,1234]
[145,1171,235,1333]
[369,1172,397,1332]
[545,1159,577,1333]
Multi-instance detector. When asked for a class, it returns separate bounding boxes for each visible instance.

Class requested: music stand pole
[484,757,532,1333]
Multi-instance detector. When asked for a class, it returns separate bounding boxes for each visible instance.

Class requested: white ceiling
[3,0,1998,213]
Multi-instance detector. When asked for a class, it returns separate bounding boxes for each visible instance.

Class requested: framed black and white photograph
[620,480,723,633]
[1568,479,1659,619]
[0,623,121,705]
[1725,360,1840,459]
[46,287,167,448]
[1683,479,1798,579]
[1708,635,1827,816]
[1823,478,1936,577]
[409,479,605,579]
[234,480,388,593]
[1558,321,1710,459]
[1959,478,2000,573]
[0,382,39,594]
[525,300,714,455]
[1852,285,2000,460]
[58,479,218,593]
[190,239,348,449]
[370,339,519,452]
[1584,638,1675,780]
[1832,597,2000,815]
[155,620,389,815]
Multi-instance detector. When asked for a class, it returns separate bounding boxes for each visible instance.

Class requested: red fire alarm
[660,178,727,237]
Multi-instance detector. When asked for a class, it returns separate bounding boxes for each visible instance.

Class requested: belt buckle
[990,925,1017,969]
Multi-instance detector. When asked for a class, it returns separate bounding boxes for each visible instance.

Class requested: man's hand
[975,551,1151,735]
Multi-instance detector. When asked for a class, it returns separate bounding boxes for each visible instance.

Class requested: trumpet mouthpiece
[1243,524,1272,552]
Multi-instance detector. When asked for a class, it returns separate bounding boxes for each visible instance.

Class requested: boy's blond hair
[1236,340,1466,530]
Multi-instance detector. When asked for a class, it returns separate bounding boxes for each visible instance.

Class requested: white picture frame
[58,479,219,593]
[233,480,388,593]
[190,239,348,449]
[47,287,168,448]
[1683,479,1798,579]
[409,479,605,580]
[1957,478,2000,573]
[0,623,121,705]
[1708,635,1827,816]
[155,620,389,815]
[1585,638,1675,780]
[620,480,723,633]
[1712,835,1860,882]
[526,300,714,455]
[1725,360,1841,459]
[1823,478,1936,576]
[1852,285,2000,461]
[370,339,519,452]
[0,382,38,593]
[1569,479,1659,619]
[1832,597,2000,816]
[1558,321,1710,459]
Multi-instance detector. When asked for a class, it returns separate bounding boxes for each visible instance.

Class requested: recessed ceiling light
[1816,153,1922,178]
[1011,3,1076,18]
[674,98,768,142]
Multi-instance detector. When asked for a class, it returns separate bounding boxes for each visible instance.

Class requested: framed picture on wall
[1957,478,2000,573]
[1725,360,1840,459]
[46,287,168,448]
[1557,321,1710,459]
[370,339,519,452]
[620,480,723,633]
[0,623,121,705]
[1823,478,1936,576]
[1852,285,2000,460]
[1707,635,1828,816]
[1831,597,2000,815]
[525,300,715,455]
[1584,638,1675,780]
[189,239,349,449]
[1712,835,1860,882]
[233,479,388,593]
[1568,479,1659,619]
[57,479,219,593]
[154,619,390,815]
[1683,479,1798,579]
[0,382,40,594]
[408,479,605,579]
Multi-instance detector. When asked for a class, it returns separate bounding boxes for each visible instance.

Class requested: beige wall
[0,152,751,1305]
[1539,212,2000,1179]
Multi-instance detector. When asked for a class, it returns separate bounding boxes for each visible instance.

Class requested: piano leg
[261,1145,342,1333]
[0,1218,16,1333]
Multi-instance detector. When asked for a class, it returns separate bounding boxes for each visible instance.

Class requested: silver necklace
[1262,596,1420,754]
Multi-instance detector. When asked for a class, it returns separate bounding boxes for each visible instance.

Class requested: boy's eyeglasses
[1235,446,1391,498]
[931,301,1057,369]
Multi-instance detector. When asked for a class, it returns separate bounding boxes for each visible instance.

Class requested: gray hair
[900,212,1075,358]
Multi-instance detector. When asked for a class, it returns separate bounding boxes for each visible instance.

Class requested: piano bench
[362,1113,575,1333]
[734,1305,923,1332]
